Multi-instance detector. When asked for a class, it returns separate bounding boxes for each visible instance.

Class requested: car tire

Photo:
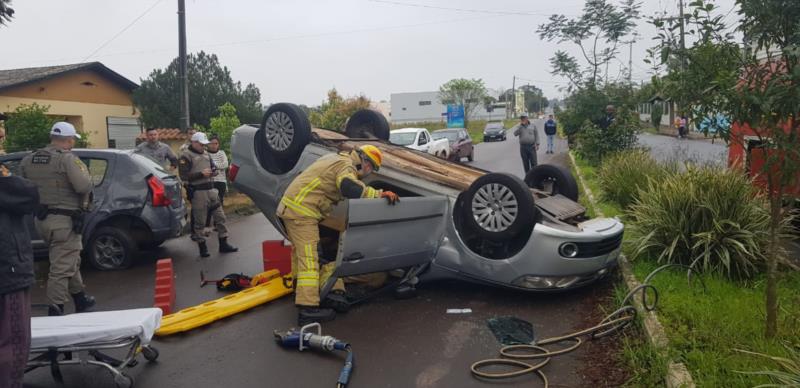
[462,173,535,242]
[260,103,311,159]
[344,109,390,140]
[255,103,310,174]
[524,164,580,202]
[87,227,137,271]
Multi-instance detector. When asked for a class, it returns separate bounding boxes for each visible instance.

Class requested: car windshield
[432,131,459,142]
[129,152,174,179]
[390,132,417,146]
[485,123,503,130]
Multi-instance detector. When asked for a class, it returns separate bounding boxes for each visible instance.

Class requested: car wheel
[87,227,137,270]
[524,164,579,202]
[344,109,390,140]
[260,103,311,159]
[462,173,535,241]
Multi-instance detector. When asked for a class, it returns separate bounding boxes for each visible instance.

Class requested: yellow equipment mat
[156,270,293,336]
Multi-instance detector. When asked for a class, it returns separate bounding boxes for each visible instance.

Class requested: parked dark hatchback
[431,128,474,162]
[0,149,187,270]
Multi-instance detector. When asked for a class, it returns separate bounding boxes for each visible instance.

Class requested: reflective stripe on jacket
[279,151,382,220]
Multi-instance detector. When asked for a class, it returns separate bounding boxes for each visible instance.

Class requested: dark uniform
[178,144,237,257]
[20,144,95,314]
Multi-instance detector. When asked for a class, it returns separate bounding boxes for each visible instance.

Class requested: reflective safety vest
[278,151,382,220]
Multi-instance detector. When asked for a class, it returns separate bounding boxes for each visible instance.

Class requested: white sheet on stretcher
[30,308,162,349]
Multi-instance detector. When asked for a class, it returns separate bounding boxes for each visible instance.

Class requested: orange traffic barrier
[154,258,176,315]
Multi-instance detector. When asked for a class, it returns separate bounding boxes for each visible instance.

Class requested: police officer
[179,132,238,257]
[20,122,95,316]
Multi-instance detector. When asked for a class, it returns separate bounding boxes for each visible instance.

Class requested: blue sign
[447,104,465,128]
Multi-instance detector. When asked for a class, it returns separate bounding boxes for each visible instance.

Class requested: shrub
[628,165,772,279]
[576,108,639,165]
[597,150,674,209]
[3,103,87,152]
[650,103,663,129]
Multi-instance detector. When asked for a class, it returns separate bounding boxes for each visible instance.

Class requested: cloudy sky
[2,0,738,105]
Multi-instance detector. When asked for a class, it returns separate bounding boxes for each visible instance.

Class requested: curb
[568,151,695,388]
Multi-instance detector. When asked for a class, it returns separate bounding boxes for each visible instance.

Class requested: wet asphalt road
[24,121,610,388]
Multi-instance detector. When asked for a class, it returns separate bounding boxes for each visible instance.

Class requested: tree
[208,102,240,155]
[538,0,641,89]
[308,89,371,131]
[4,103,87,152]
[133,51,263,130]
[0,0,13,26]
[438,78,488,126]
[650,0,800,338]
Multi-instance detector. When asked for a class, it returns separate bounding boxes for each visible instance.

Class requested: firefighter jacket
[278,151,383,220]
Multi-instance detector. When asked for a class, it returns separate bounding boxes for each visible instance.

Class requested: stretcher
[156,269,293,336]
[26,308,162,388]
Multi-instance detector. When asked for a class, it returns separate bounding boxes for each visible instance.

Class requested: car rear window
[432,131,458,142]
[130,152,174,179]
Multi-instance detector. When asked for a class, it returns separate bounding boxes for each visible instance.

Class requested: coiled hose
[470,264,706,387]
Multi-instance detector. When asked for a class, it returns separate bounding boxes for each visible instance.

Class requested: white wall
[390,91,506,124]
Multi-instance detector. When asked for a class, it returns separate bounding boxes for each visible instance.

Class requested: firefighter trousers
[282,218,345,307]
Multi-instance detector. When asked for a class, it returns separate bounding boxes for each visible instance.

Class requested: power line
[367,0,569,17]
[21,13,507,67]
[81,0,165,62]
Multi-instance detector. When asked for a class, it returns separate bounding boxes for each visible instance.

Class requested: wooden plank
[313,128,484,191]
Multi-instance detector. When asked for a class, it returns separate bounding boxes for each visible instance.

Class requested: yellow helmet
[358,144,383,171]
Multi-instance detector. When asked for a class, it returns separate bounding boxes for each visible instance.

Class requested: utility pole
[511,75,516,118]
[178,0,190,132]
[624,32,639,89]
[678,0,686,71]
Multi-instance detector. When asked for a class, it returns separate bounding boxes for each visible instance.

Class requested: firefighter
[20,122,95,316]
[179,132,238,257]
[278,145,399,325]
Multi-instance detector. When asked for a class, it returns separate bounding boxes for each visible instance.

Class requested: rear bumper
[144,205,187,241]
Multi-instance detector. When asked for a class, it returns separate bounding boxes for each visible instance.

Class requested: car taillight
[229,163,240,182]
[147,175,171,207]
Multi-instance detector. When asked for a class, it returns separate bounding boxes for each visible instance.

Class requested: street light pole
[178,0,190,132]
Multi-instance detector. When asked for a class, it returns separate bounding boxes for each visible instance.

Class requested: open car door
[320,196,449,297]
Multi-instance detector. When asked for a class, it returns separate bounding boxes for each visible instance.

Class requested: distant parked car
[0,149,187,270]
[431,128,474,162]
[482,122,506,142]
[389,128,450,159]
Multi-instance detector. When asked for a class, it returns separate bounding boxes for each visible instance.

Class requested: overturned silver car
[230,104,623,296]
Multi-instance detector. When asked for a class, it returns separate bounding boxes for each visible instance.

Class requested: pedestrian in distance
[679,114,688,139]
[206,134,229,205]
[544,114,557,154]
[135,127,178,169]
[20,122,96,316]
[277,144,399,325]
[0,142,39,388]
[511,114,540,174]
[598,105,616,130]
[178,131,238,258]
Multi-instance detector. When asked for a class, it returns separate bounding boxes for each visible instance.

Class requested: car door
[417,131,429,152]
[320,196,449,295]
[461,129,474,155]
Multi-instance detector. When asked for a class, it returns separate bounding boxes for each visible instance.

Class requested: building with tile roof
[0,62,141,150]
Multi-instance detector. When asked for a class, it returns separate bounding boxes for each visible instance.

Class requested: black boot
[198,241,210,258]
[72,292,96,313]
[297,306,336,326]
[321,290,350,313]
[48,304,64,316]
[219,238,238,253]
